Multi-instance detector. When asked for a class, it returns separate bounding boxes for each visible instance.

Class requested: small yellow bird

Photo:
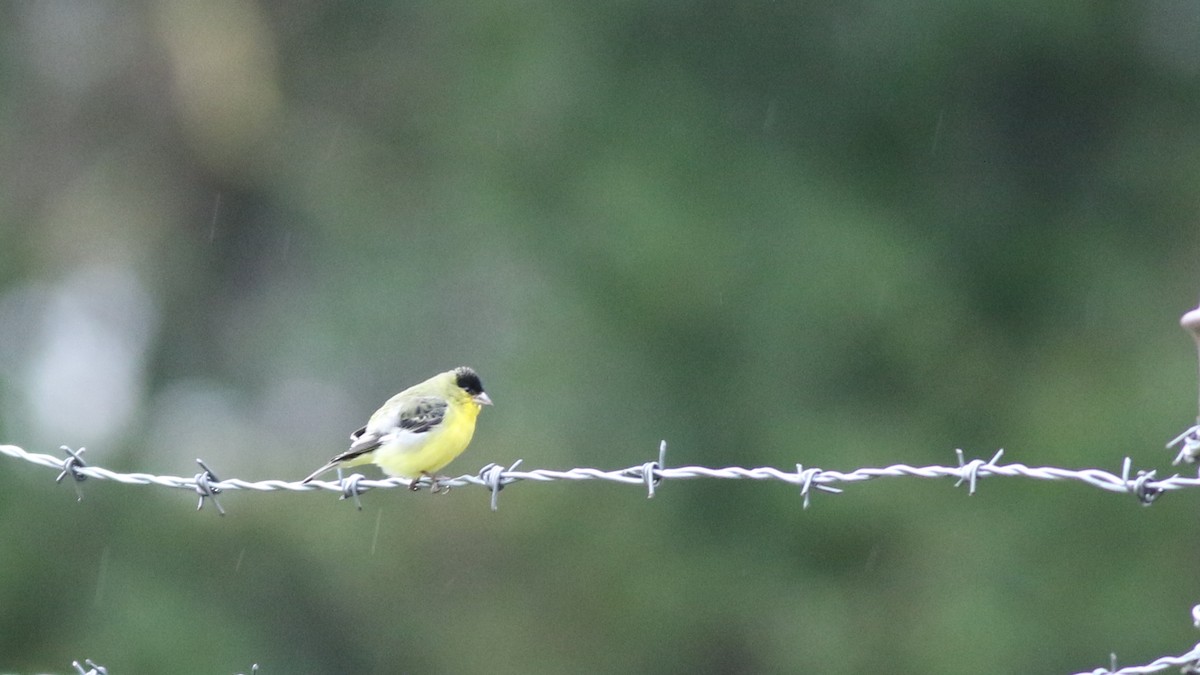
[302,366,493,490]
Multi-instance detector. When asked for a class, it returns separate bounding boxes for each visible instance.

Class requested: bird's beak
[474,392,494,406]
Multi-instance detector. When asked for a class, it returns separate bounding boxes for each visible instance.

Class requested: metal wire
[4,432,1200,514]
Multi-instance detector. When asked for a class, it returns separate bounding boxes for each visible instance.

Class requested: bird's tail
[301,462,338,484]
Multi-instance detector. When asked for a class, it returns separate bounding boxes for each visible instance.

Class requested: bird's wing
[392,395,449,434]
[300,394,451,483]
[329,395,448,463]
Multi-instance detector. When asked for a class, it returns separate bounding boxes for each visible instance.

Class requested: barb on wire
[479,459,523,511]
[72,659,107,675]
[6,440,1200,515]
[1176,305,1200,466]
[1121,457,1163,505]
[193,458,225,516]
[337,469,366,510]
[794,464,841,509]
[56,445,88,502]
[954,447,1005,495]
[638,440,668,498]
[1168,425,1200,465]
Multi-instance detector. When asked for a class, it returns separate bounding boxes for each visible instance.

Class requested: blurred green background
[2,1,1199,673]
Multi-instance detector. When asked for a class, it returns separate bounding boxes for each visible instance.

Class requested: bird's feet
[428,472,452,494]
[410,472,452,494]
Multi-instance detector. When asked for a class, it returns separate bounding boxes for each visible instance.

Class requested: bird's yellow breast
[371,400,482,478]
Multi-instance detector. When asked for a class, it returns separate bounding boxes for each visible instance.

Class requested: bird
[302,366,493,490]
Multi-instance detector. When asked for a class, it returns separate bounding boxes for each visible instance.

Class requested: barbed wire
[4,426,1200,514]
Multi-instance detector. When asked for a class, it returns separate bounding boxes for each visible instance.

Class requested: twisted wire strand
[4,439,1199,509]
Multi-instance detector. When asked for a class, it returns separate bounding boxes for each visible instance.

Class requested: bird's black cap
[454,367,485,396]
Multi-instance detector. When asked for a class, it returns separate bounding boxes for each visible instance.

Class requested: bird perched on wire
[302,366,493,491]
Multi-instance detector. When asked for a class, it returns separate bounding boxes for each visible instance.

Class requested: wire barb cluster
[72,659,107,675]
[1168,424,1200,465]
[4,432,1200,515]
